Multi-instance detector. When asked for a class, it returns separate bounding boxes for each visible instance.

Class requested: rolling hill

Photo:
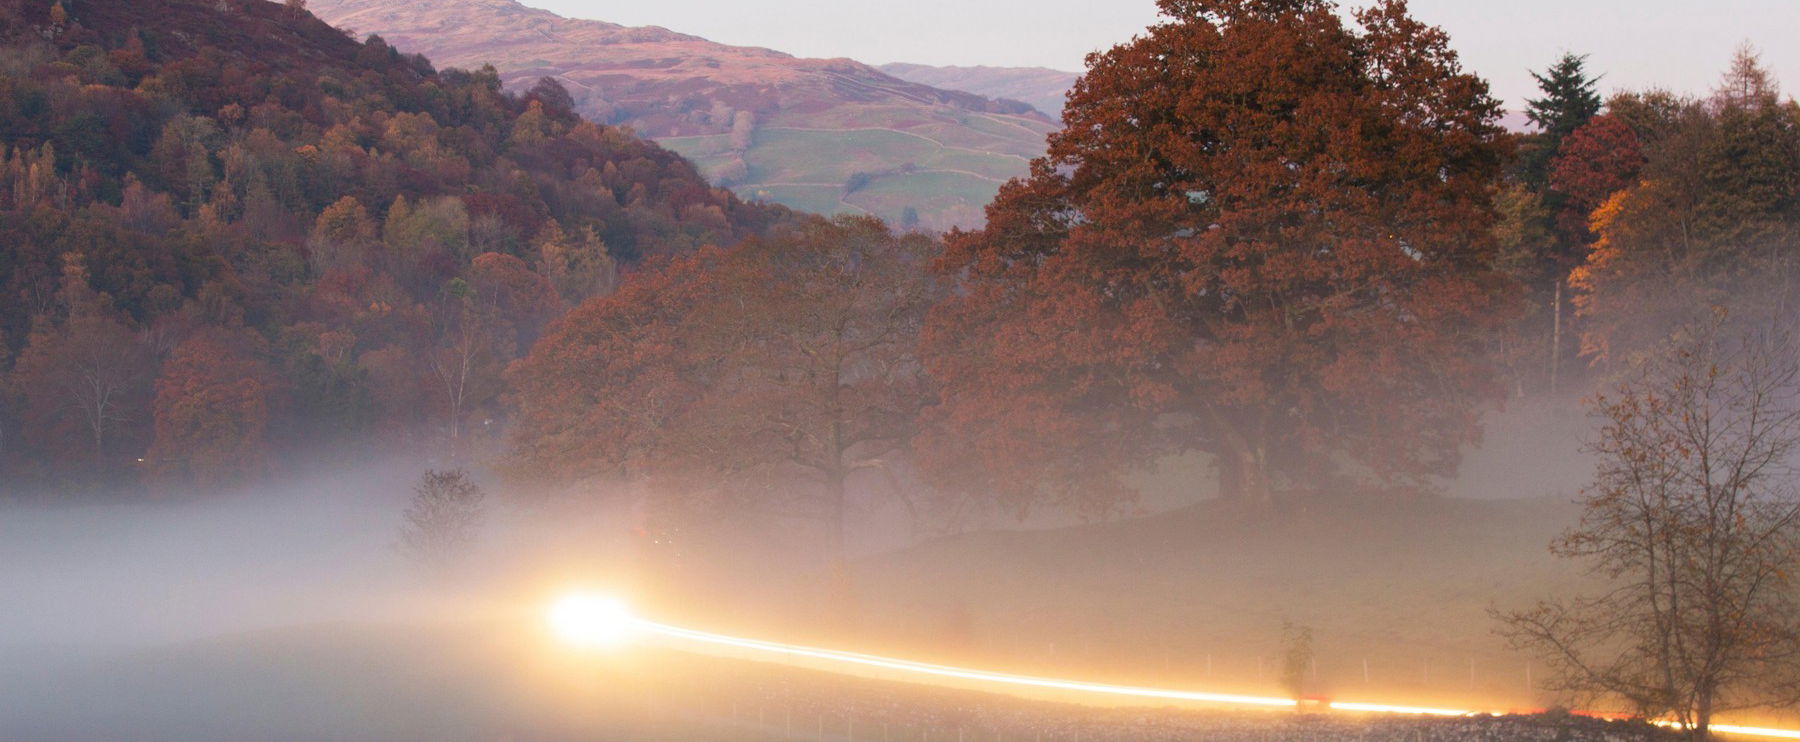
[308,0,1061,231]
[879,63,1079,120]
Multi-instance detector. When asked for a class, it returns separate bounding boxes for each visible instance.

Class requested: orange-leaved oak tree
[1548,114,1645,246]
[508,216,936,561]
[919,0,1514,513]
[147,329,278,490]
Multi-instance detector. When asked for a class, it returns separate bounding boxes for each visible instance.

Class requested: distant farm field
[659,113,1053,230]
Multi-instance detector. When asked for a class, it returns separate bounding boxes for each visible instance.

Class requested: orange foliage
[507,217,937,557]
[919,0,1515,512]
[147,331,276,490]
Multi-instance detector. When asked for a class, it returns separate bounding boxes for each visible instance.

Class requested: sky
[522,0,1800,112]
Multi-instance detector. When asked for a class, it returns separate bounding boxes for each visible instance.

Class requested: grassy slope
[833,498,1592,711]
[879,63,1080,120]
[1,621,1686,742]
[662,113,1054,231]
[0,620,753,742]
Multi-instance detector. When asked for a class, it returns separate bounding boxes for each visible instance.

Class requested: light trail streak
[1705,724,1800,740]
[1327,701,1474,717]
[635,619,1299,708]
[549,594,1800,740]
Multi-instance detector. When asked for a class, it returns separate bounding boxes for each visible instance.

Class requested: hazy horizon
[524,0,1800,111]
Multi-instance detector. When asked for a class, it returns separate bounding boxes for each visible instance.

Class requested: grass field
[844,170,1004,228]
[658,110,1054,230]
[826,498,1584,709]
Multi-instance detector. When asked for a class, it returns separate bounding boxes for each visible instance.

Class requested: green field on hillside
[659,118,1048,230]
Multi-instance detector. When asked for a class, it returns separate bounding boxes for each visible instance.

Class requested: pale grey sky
[523,0,1800,111]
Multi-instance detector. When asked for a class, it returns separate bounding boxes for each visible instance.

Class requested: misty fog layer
[0,394,1606,741]
[0,460,652,741]
[3,0,1800,739]
[0,477,411,652]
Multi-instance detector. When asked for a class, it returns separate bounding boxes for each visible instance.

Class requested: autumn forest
[1,0,1796,530]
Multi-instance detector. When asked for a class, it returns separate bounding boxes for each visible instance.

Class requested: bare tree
[398,469,487,574]
[428,278,506,461]
[1497,315,1800,738]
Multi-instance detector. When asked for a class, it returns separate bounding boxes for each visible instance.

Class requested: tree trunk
[1550,279,1563,395]
[1694,689,1713,741]
[1206,407,1274,506]
[821,466,860,631]
[1216,444,1273,505]
[825,468,847,567]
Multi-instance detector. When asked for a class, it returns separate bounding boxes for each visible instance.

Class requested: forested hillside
[0,0,785,495]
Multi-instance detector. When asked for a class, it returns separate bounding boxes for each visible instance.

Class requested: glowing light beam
[1327,701,1473,717]
[547,592,635,648]
[636,620,1299,709]
[546,594,1800,740]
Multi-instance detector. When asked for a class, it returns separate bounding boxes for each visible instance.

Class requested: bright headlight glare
[547,592,635,648]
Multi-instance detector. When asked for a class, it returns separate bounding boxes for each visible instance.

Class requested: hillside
[879,63,1079,119]
[0,0,782,495]
[308,0,1060,231]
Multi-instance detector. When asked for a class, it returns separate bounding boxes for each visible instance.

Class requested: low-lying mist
[0,393,1614,741]
[0,458,649,741]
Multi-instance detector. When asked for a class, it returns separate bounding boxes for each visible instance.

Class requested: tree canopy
[0,0,789,495]
[508,216,936,559]
[918,0,1515,513]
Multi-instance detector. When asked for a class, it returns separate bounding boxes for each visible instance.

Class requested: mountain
[879,63,1079,120]
[308,0,1059,232]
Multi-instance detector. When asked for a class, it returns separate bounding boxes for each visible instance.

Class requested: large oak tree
[509,216,936,561]
[920,0,1513,512]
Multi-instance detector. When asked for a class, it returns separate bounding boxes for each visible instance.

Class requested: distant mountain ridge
[310,0,1060,231]
[879,63,1079,120]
